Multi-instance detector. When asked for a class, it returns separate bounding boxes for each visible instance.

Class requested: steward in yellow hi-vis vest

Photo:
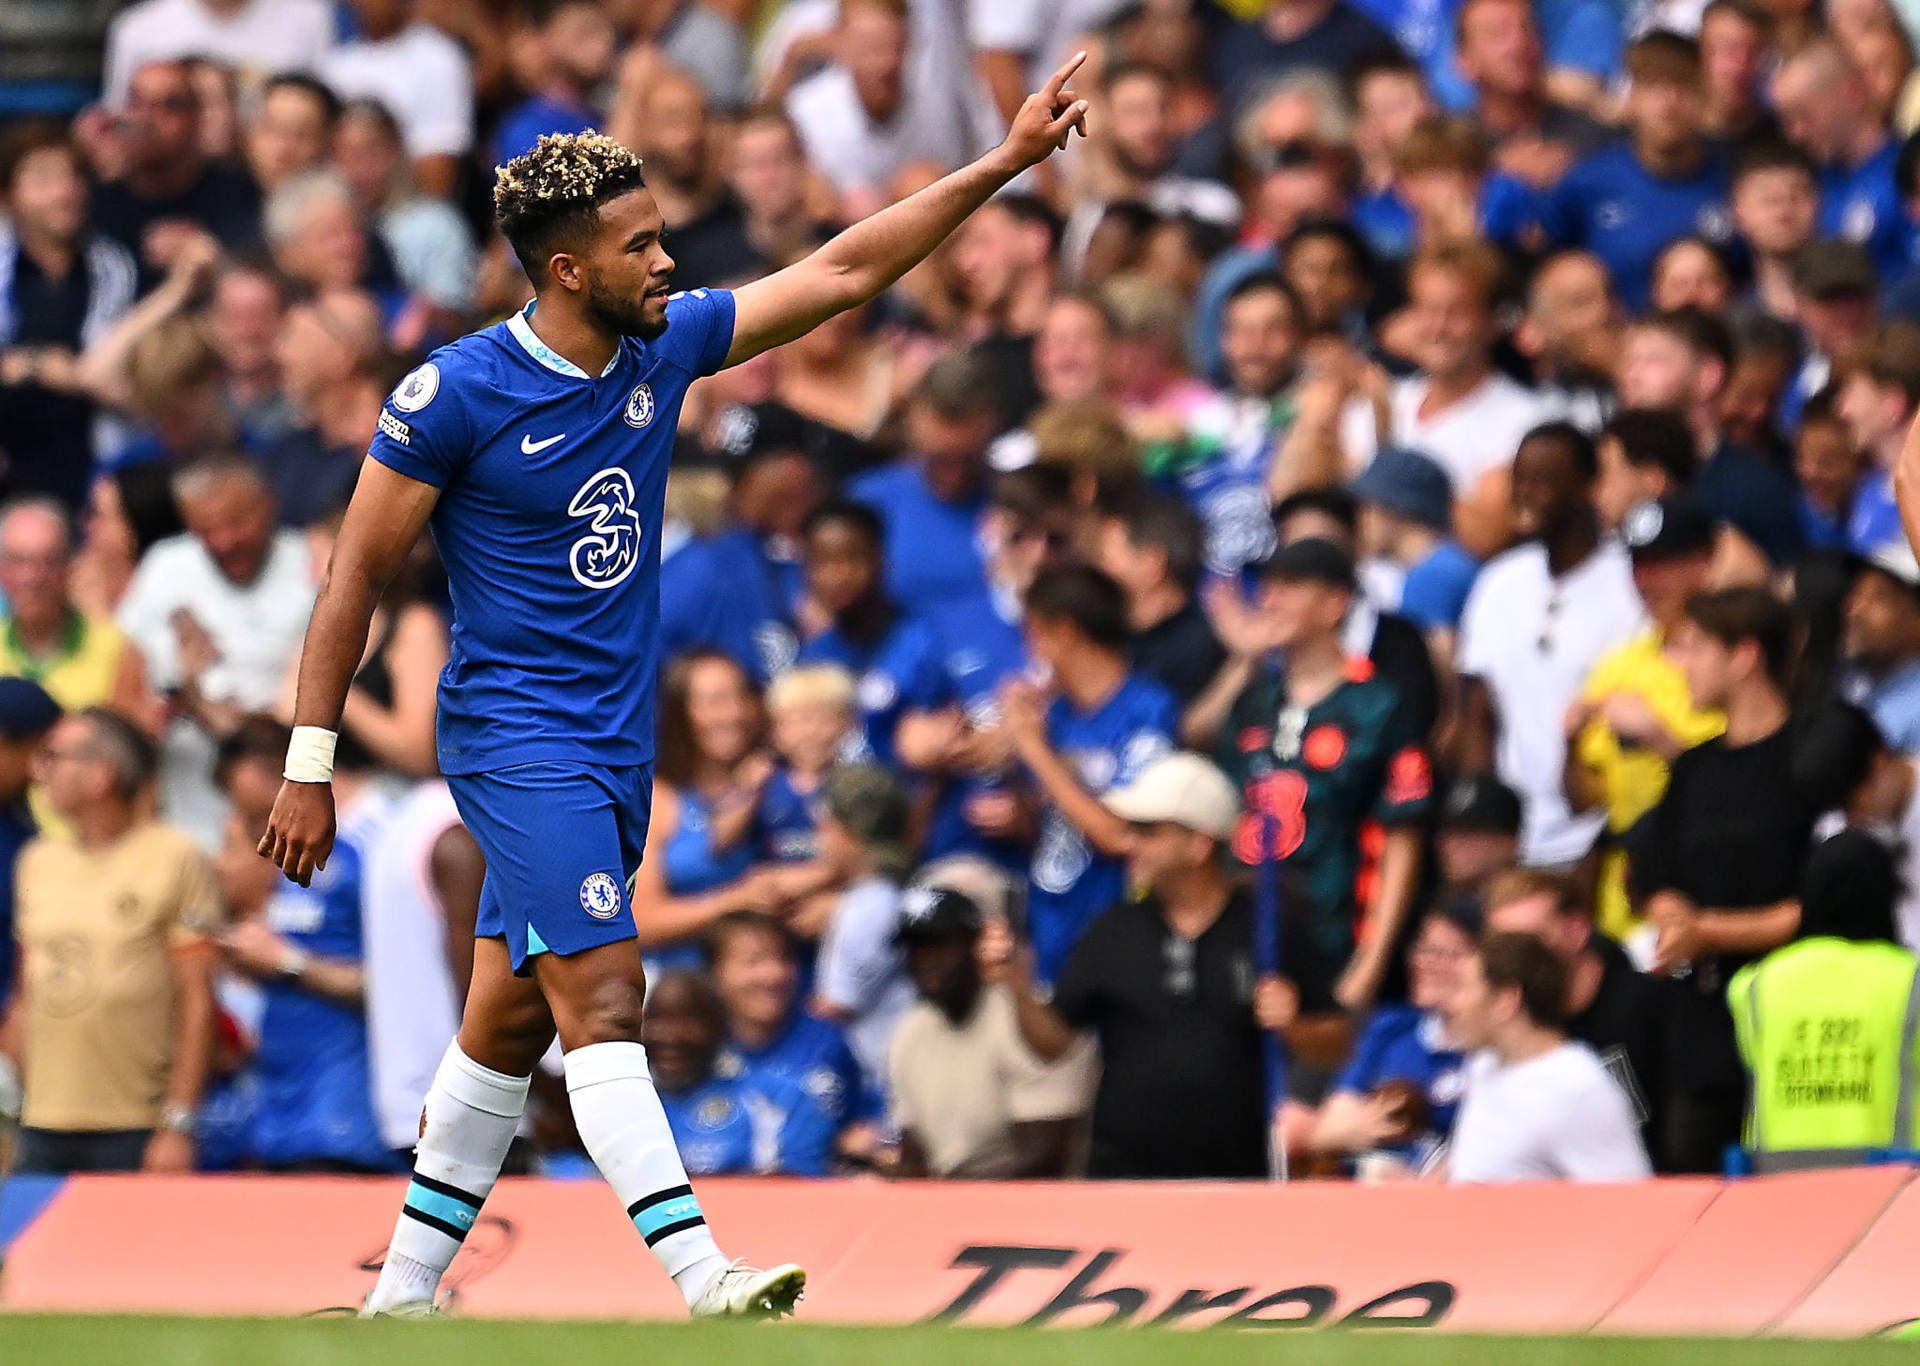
[1730,831,1920,1172]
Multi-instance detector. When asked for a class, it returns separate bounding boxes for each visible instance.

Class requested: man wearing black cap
[887,886,1090,1180]
[1436,774,1523,902]
[1566,494,1725,944]
[1729,830,1920,1169]
[1218,537,1433,1024]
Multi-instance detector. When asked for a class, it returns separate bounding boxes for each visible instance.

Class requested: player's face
[581,189,676,340]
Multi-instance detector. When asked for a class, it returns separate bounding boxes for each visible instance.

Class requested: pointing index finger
[1044,50,1088,100]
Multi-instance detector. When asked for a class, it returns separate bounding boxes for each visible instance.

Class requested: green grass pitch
[5,1317,1919,1366]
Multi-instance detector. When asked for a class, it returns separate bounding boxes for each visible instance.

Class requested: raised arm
[1897,406,1920,558]
[258,459,441,885]
[721,54,1090,368]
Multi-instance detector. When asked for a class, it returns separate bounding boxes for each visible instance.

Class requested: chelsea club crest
[623,382,655,429]
[579,871,623,919]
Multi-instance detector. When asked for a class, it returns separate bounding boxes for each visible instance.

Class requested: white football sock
[564,1040,731,1306]
[366,1042,529,1312]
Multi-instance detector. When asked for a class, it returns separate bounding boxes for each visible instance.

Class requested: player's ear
[547,250,584,294]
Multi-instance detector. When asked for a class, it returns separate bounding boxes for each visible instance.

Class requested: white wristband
[284,726,338,784]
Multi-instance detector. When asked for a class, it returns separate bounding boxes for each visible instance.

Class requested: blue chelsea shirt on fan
[367,289,736,775]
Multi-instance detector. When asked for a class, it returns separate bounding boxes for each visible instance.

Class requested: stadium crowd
[5,0,1920,1186]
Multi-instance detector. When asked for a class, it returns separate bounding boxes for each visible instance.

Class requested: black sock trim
[400,1205,470,1242]
[411,1172,486,1209]
[642,1215,707,1247]
[625,1183,694,1220]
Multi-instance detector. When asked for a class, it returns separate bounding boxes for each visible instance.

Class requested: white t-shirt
[968,0,1131,89]
[1343,372,1555,494]
[363,780,465,1149]
[786,66,974,198]
[105,0,336,103]
[816,877,917,1098]
[117,529,316,849]
[1448,1041,1651,1183]
[318,22,474,160]
[1458,540,1644,866]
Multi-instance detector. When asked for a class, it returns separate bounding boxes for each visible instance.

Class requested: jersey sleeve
[1333,1007,1396,1095]
[1372,689,1436,826]
[368,357,474,489]
[660,288,738,378]
[169,843,224,947]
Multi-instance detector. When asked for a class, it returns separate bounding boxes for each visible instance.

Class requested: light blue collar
[507,301,620,379]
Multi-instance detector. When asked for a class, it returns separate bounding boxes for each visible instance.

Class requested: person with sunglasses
[1453,420,1642,873]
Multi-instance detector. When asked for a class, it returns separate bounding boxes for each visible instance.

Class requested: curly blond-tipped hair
[493,130,647,280]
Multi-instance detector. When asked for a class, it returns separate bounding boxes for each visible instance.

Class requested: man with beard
[887,886,1090,1178]
[614,65,758,290]
[260,57,1093,1317]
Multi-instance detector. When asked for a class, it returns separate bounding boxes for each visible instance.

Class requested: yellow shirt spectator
[1573,626,1725,940]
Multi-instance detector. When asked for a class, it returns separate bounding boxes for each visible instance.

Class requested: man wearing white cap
[981,751,1290,1179]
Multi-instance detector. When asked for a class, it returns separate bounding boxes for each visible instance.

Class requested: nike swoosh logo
[522,433,565,454]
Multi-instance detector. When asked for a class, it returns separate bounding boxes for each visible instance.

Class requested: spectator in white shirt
[811,763,918,1103]
[970,0,1127,131]
[317,0,472,200]
[786,0,975,216]
[104,0,336,106]
[1443,930,1651,1182]
[115,452,315,849]
[1341,239,1554,556]
[1454,422,1643,869]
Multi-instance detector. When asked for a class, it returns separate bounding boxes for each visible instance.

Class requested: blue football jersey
[658,1068,836,1176]
[919,588,1032,865]
[1027,673,1179,984]
[1821,139,1911,281]
[1546,142,1732,311]
[847,462,989,616]
[756,767,824,863]
[249,797,396,1170]
[721,1010,868,1129]
[368,290,736,775]
[797,614,945,766]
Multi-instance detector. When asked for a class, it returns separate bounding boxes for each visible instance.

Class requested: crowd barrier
[2,1169,1918,1334]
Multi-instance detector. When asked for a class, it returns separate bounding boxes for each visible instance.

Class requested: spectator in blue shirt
[1002,565,1179,984]
[493,0,616,167]
[1209,0,1403,119]
[1772,40,1910,281]
[646,969,836,1177]
[796,501,946,766]
[1841,544,1920,753]
[0,678,58,1012]
[848,350,1000,618]
[213,720,396,1172]
[1452,0,1610,187]
[660,441,820,684]
[707,911,871,1157]
[1355,115,1548,264]
[1794,399,1866,552]
[1386,0,1620,129]
[1546,32,1733,311]
[1835,321,1920,553]
[757,665,857,867]
[1306,902,1476,1177]
[899,464,1076,867]
[1354,446,1479,646]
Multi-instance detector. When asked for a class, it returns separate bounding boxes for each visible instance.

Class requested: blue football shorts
[448,761,654,973]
